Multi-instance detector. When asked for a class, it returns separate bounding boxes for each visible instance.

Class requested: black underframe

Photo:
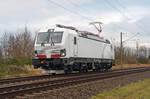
[32,57,115,70]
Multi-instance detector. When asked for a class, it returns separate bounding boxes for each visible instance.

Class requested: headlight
[34,50,38,56]
[60,49,66,57]
[61,52,65,56]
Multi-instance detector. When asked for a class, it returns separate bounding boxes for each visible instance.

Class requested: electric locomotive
[32,24,115,74]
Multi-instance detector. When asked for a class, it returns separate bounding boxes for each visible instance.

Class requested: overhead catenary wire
[47,0,146,40]
[47,0,123,35]
[66,0,88,11]
[123,33,140,43]
[66,0,125,36]
[104,0,147,33]
[115,0,148,33]
[66,0,125,32]
[116,0,126,10]
[66,0,97,20]
[104,0,130,20]
[47,0,94,22]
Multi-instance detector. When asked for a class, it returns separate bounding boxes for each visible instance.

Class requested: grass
[93,78,150,99]
[0,64,42,79]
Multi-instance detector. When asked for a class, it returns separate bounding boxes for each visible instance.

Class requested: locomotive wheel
[92,69,96,72]
[52,73,56,76]
[104,64,109,71]
[82,69,88,73]
[85,69,88,72]
[96,69,100,72]
[64,67,72,74]
[65,70,72,74]
[64,70,68,74]
[104,68,108,71]
[79,69,82,73]
[83,66,88,73]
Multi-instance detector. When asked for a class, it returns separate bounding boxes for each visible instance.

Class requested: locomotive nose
[35,48,65,59]
[50,49,66,58]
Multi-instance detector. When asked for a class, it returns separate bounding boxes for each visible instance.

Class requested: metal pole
[136,40,139,64]
[120,32,123,69]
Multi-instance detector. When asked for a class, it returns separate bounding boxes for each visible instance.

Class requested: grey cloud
[0,0,150,47]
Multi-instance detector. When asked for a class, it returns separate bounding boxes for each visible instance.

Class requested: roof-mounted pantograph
[56,22,103,37]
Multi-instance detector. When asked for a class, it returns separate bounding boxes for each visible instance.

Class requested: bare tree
[1,32,9,59]
[0,26,34,59]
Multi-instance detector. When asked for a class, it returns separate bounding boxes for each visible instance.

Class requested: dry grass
[1,64,150,79]
[0,65,42,79]
[112,64,150,69]
[17,65,43,77]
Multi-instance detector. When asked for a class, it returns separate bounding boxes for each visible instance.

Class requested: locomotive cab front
[32,28,68,73]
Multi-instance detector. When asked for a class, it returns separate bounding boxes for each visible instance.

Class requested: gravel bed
[0,70,117,88]
[0,76,75,88]
[20,71,150,99]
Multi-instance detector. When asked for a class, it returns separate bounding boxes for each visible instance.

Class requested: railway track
[0,70,112,85]
[0,67,150,98]
[0,67,145,85]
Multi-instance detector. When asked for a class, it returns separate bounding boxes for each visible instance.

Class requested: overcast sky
[0,0,150,47]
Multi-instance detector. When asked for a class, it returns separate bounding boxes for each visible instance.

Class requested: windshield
[36,32,63,44]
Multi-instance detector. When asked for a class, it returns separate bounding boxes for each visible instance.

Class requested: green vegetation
[0,57,41,79]
[93,79,150,99]
[0,57,34,78]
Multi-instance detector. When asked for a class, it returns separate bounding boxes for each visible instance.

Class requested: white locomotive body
[32,25,115,74]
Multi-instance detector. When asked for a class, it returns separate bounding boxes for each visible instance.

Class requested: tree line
[0,27,34,65]
[0,27,149,66]
[115,44,150,64]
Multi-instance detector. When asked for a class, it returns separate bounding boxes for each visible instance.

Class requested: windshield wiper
[41,42,45,46]
[50,37,55,46]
